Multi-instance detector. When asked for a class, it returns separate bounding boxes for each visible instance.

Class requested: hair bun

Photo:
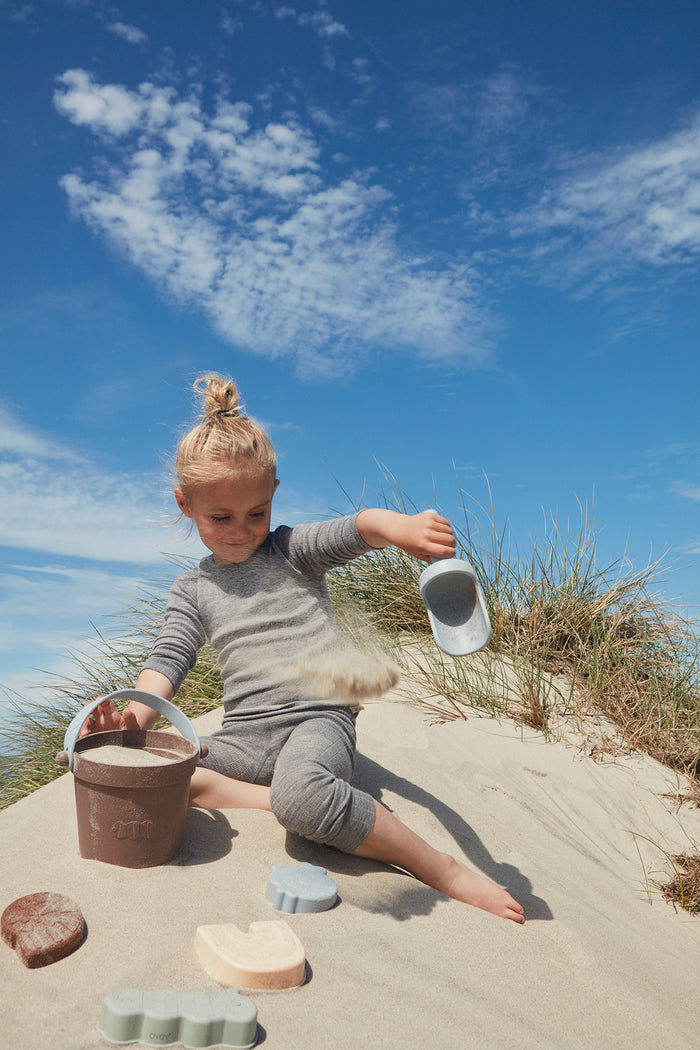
[193,373,241,421]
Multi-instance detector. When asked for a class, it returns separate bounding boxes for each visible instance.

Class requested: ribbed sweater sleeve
[142,569,205,692]
[274,513,372,575]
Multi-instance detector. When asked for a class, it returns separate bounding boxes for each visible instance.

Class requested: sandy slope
[1,696,699,1049]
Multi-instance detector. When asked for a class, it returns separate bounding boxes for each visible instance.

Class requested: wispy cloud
[54,69,489,374]
[107,21,148,46]
[0,399,334,564]
[511,112,700,287]
[410,66,541,143]
[219,9,242,36]
[273,5,349,39]
[409,66,546,198]
[350,57,375,99]
[0,404,84,462]
[308,106,337,132]
[0,403,173,563]
[4,3,34,23]
[0,562,163,702]
[671,481,700,502]
[475,68,540,138]
[0,457,171,563]
[0,564,149,654]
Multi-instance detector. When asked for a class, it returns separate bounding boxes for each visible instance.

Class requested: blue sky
[1,0,698,712]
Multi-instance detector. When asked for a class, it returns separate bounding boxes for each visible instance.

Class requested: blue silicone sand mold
[266,862,338,914]
[97,988,258,1048]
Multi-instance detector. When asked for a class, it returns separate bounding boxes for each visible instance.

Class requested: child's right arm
[79,570,204,738]
[122,669,176,730]
[78,669,175,738]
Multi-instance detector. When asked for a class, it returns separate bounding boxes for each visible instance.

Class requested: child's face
[175,471,279,565]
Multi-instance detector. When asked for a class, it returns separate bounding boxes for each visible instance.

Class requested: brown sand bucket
[57,690,207,868]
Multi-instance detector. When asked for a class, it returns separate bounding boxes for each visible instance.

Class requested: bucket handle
[60,689,204,771]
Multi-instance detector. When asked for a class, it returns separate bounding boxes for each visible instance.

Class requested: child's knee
[269,768,343,843]
[269,767,373,852]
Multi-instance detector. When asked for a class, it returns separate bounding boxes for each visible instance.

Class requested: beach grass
[0,577,225,811]
[329,472,700,783]
[1,479,698,911]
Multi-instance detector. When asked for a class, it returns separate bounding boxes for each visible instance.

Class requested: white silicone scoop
[418,556,492,657]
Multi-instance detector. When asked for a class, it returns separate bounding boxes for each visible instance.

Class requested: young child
[84,374,524,924]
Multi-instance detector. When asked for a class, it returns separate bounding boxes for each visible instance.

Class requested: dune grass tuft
[659,854,700,914]
[328,471,700,782]
[0,574,225,811]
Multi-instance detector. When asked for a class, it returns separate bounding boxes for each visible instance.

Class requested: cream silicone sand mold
[195,920,306,990]
[97,989,258,1048]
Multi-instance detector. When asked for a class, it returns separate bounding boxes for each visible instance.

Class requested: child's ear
[174,488,193,518]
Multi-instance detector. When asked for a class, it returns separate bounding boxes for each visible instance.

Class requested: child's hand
[394,510,456,561]
[357,508,457,561]
[78,697,139,738]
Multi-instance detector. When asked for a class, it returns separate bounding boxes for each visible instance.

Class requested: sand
[1,692,699,1049]
[246,641,401,702]
[79,745,181,767]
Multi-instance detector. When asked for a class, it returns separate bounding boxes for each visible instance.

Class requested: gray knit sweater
[143,514,372,724]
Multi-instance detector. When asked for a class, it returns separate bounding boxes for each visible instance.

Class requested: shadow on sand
[169,807,238,866]
[284,751,552,922]
[169,753,551,920]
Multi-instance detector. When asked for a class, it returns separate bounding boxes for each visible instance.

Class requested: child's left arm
[356,509,456,561]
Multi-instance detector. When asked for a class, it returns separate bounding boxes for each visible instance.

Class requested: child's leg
[352,799,525,924]
[189,725,274,810]
[188,766,272,811]
[269,711,525,924]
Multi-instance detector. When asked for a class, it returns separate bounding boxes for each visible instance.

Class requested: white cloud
[0,402,179,563]
[0,565,150,653]
[671,481,700,502]
[410,67,540,141]
[0,405,84,462]
[512,113,700,282]
[53,69,146,135]
[350,57,375,95]
[0,456,176,563]
[0,562,168,705]
[476,68,537,136]
[54,70,488,372]
[274,5,349,39]
[6,3,34,23]
[219,8,242,35]
[308,106,337,132]
[107,21,148,46]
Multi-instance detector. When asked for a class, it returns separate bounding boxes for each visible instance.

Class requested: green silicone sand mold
[97,988,258,1048]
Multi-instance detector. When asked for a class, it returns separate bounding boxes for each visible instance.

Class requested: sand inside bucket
[82,745,182,767]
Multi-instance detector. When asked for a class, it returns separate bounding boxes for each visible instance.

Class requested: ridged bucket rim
[72,729,199,789]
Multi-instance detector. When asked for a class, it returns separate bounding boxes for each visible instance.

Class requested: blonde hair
[175,373,277,494]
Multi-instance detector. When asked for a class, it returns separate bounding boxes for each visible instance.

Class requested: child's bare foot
[351,801,525,924]
[436,854,525,924]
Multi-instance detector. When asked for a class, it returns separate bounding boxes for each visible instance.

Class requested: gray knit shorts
[197,706,376,853]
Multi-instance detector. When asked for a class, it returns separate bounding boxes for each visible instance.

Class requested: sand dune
[1,693,699,1049]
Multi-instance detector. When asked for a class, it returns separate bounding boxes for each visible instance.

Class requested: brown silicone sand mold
[2,892,84,968]
[195,920,306,990]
